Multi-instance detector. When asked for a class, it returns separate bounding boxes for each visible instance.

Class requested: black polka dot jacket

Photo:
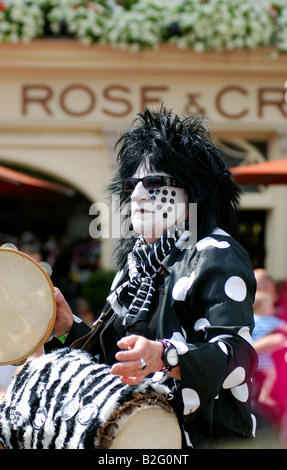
[62,230,258,449]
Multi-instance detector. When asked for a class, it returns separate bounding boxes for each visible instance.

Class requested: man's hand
[53,287,74,337]
[110,335,164,385]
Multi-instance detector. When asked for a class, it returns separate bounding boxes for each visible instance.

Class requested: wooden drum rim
[0,247,56,366]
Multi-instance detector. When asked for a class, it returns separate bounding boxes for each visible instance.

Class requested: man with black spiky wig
[52,106,258,449]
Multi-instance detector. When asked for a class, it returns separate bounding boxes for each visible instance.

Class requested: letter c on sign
[215,85,248,119]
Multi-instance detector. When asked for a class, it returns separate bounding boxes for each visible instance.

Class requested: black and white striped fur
[0,348,171,449]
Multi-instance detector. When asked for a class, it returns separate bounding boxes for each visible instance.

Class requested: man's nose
[131,182,150,201]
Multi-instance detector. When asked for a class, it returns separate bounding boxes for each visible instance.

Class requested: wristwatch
[158,339,179,372]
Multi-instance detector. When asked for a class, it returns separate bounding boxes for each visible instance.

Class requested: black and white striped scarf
[115,223,191,326]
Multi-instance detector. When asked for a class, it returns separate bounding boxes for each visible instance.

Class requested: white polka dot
[172,277,189,301]
[196,237,230,251]
[170,331,186,343]
[194,318,211,332]
[183,430,193,447]
[182,388,200,414]
[169,332,189,355]
[224,276,247,302]
[231,383,249,402]
[238,326,253,346]
[223,366,246,389]
[251,414,257,437]
[217,341,228,355]
[208,336,230,354]
[172,272,195,301]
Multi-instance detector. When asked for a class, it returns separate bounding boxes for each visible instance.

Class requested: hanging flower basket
[0,0,286,54]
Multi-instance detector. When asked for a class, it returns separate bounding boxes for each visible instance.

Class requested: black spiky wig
[108,106,242,269]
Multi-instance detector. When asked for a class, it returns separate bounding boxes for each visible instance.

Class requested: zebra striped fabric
[0,348,171,449]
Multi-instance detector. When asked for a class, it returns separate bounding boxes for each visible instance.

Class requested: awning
[0,165,74,196]
[230,158,287,186]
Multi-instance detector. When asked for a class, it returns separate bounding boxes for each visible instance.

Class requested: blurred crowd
[252,268,287,448]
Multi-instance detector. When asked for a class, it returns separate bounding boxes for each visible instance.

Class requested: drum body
[0,247,55,365]
[97,392,181,449]
[0,348,182,449]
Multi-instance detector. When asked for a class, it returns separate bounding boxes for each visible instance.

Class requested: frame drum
[0,245,56,366]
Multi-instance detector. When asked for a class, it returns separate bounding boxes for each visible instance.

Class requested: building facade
[0,40,286,280]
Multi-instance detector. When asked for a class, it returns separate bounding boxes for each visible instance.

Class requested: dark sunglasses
[122,175,180,192]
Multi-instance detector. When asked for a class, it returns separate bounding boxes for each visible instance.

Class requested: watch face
[166,347,178,367]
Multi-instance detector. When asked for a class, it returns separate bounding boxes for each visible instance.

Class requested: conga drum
[0,244,55,366]
[0,348,182,449]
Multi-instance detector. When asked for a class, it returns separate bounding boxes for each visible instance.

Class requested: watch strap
[157,339,173,372]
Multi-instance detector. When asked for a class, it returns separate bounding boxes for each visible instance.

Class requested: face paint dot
[161,197,167,203]
[155,189,160,195]
[162,189,168,195]
[167,207,173,212]
[157,205,162,210]
[170,199,175,204]
[171,191,176,196]
[149,189,154,194]
[163,212,168,218]
[151,195,156,201]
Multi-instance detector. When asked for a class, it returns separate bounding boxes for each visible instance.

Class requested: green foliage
[81,268,116,319]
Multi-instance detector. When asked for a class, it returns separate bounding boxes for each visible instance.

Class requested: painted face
[130,166,189,243]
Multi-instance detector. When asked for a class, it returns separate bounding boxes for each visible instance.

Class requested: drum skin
[0,348,182,449]
[97,393,181,449]
[0,248,56,365]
